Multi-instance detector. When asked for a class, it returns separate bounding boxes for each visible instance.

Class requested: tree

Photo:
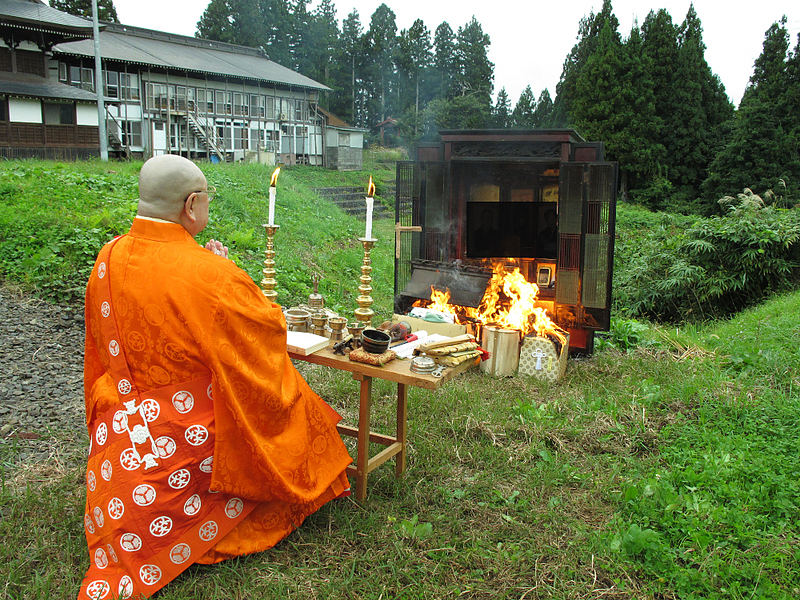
[703,18,799,202]
[433,22,457,99]
[196,0,235,43]
[364,4,398,124]
[531,89,553,128]
[492,87,511,128]
[512,85,535,128]
[551,0,619,127]
[334,9,364,124]
[455,16,494,106]
[397,19,433,134]
[51,0,119,22]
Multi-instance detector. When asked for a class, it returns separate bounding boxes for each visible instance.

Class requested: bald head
[137,154,207,221]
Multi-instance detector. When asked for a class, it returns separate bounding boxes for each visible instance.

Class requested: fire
[367,175,375,198]
[419,263,567,346]
[270,167,281,187]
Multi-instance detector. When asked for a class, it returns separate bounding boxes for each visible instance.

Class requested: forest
[53,0,800,214]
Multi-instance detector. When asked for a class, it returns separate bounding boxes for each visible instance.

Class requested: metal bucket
[479,326,521,377]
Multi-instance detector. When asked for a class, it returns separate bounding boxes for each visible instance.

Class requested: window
[122,121,142,146]
[146,83,168,110]
[250,94,264,118]
[233,124,247,150]
[58,63,67,83]
[265,96,276,120]
[0,97,7,122]
[120,73,140,101]
[196,89,206,113]
[215,90,225,115]
[233,92,245,116]
[69,66,94,92]
[105,71,119,99]
[250,128,260,149]
[295,100,308,122]
[43,102,75,125]
[338,132,350,147]
[171,86,187,112]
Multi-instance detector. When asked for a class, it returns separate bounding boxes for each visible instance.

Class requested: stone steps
[314,185,397,219]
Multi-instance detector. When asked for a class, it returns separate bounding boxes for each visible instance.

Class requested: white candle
[365,196,374,239]
[268,186,276,226]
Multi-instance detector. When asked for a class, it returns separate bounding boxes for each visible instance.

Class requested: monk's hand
[205,239,229,259]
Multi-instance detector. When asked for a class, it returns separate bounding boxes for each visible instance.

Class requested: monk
[79,154,352,600]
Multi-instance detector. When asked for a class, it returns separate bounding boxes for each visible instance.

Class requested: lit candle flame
[367,176,375,198]
[270,167,281,187]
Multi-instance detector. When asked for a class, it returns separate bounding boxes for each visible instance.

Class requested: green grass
[2,160,800,598]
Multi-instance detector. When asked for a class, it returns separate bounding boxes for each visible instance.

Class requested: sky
[107,0,800,108]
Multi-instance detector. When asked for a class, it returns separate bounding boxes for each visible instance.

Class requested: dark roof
[0,0,95,37]
[54,23,330,92]
[317,106,367,130]
[0,70,97,101]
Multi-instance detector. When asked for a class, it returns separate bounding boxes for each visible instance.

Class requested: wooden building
[1,0,361,167]
[395,129,618,353]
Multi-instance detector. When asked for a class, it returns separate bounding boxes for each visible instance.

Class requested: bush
[614,201,800,321]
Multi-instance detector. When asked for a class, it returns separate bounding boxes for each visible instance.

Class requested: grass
[1,160,800,598]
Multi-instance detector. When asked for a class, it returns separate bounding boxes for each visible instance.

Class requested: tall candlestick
[268,167,280,226]
[365,175,376,240]
[365,197,373,239]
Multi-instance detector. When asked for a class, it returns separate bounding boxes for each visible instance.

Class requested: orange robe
[79,218,352,599]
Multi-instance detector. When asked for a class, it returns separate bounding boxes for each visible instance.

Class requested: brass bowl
[361,329,391,354]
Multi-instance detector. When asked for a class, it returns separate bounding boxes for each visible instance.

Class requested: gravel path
[0,285,87,462]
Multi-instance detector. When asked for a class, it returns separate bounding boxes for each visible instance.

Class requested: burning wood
[414,263,568,346]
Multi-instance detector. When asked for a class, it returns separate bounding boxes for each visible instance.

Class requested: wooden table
[289,346,478,500]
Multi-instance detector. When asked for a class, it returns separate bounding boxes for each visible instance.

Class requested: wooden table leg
[396,382,407,477]
[355,376,372,501]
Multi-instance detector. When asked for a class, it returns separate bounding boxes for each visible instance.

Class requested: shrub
[614,200,800,321]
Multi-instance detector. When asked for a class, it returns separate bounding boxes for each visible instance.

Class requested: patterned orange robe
[79,217,352,599]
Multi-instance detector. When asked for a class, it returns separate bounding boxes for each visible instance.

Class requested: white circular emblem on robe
[117,379,132,395]
[85,579,110,599]
[94,547,109,569]
[199,455,214,473]
[101,301,111,318]
[100,460,113,481]
[108,340,120,357]
[106,544,118,563]
[107,497,125,520]
[184,424,209,446]
[112,410,128,434]
[95,423,108,446]
[132,484,157,507]
[118,576,133,599]
[198,520,218,542]
[169,542,192,564]
[225,497,245,519]
[184,494,202,516]
[97,262,107,279]
[149,516,173,537]
[141,399,160,422]
[139,564,163,586]
[119,533,142,552]
[172,390,195,414]
[155,436,176,459]
[87,470,97,492]
[84,513,95,535]
[119,448,141,471]
[93,506,104,528]
[168,468,191,489]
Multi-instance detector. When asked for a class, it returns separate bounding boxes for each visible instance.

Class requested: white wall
[9,98,42,123]
[76,103,99,126]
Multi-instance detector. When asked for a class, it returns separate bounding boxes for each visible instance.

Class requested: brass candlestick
[354,237,376,326]
[261,224,279,303]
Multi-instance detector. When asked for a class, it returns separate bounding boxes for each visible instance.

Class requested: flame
[417,262,567,346]
[270,167,281,187]
[367,176,375,198]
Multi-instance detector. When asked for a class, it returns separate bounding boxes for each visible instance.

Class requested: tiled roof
[54,23,330,91]
[0,70,98,101]
[0,0,95,36]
